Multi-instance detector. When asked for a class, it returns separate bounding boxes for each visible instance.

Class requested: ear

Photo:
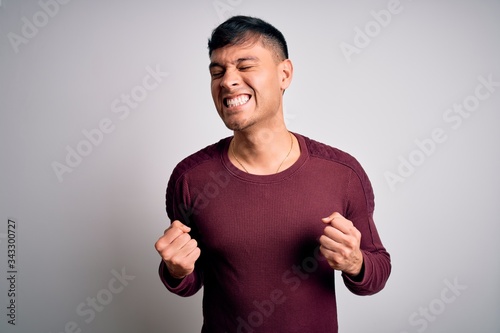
[279,59,293,91]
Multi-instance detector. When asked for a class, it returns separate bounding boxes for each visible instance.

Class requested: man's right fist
[155,220,201,279]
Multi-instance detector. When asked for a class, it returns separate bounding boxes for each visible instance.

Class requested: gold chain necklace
[231,132,294,174]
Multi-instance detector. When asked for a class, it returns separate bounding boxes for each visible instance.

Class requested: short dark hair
[208,15,288,61]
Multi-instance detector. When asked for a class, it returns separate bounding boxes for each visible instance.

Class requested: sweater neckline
[220,132,309,183]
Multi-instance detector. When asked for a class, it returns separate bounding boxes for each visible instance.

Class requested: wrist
[345,261,365,282]
[165,262,188,280]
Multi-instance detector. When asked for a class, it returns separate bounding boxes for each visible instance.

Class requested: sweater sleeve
[157,162,204,297]
[342,166,391,296]
[158,260,203,297]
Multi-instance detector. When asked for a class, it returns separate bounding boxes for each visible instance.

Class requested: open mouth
[224,94,251,108]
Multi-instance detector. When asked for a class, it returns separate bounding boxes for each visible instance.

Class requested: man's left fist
[319,212,363,277]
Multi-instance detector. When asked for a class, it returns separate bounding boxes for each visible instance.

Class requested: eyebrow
[209,56,260,69]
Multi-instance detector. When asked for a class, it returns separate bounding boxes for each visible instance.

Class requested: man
[155,15,391,333]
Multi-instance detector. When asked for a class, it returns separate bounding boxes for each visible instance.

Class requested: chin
[224,122,244,132]
[223,118,255,132]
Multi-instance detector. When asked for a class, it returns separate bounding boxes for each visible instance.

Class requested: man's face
[209,39,292,132]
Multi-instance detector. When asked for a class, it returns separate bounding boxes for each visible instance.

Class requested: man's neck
[230,126,300,175]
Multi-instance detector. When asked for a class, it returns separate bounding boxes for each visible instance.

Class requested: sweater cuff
[344,261,366,283]
[341,252,373,294]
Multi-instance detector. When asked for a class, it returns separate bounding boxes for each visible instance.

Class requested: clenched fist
[319,212,363,277]
[155,220,201,279]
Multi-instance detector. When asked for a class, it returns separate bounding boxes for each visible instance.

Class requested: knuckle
[161,245,179,261]
[323,226,333,235]
[169,256,183,267]
[171,220,182,228]
[161,249,174,262]
[155,237,169,252]
[345,237,356,248]
[154,240,163,252]
[179,233,191,243]
[355,229,362,239]
[319,235,328,245]
[166,227,180,237]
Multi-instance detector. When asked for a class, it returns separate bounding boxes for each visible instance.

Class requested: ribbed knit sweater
[159,133,391,333]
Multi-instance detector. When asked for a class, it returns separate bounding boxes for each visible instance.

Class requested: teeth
[226,95,250,107]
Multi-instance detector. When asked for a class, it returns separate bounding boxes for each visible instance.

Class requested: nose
[220,68,240,89]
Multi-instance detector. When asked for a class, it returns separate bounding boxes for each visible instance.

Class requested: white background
[1,1,499,332]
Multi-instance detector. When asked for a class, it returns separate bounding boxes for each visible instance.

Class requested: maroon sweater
[159,133,391,333]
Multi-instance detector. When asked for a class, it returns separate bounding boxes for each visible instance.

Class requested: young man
[155,16,391,333]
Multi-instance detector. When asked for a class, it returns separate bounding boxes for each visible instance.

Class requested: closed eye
[238,65,256,71]
[210,70,224,79]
